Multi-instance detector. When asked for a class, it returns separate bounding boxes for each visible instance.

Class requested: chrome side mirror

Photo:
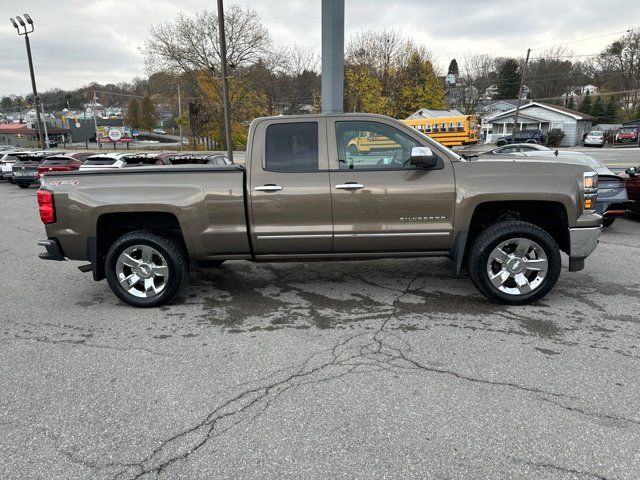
[409,146,439,169]
[626,167,637,176]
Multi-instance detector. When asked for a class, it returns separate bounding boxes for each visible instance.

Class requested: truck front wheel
[467,221,561,305]
[105,231,190,308]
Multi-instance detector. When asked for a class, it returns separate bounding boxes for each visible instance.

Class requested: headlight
[584,171,598,190]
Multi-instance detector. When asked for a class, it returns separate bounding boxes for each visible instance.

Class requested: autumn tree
[344,65,387,113]
[125,98,141,130]
[394,51,445,118]
[140,94,157,132]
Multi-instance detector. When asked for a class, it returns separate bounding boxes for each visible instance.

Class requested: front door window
[336,121,421,170]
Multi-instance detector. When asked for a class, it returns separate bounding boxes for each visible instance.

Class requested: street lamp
[9,13,46,149]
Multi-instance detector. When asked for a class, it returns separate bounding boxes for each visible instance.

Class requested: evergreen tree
[394,51,445,118]
[579,92,592,115]
[591,96,604,122]
[1,96,12,109]
[125,98,141,130]
[495,58,521,99]
[447,59,459,76]
[139,94,157,132]
[567,97,575,110]
[605,97,618,122]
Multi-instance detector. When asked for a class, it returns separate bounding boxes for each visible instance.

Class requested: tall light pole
[216,0,233,161]
[10,14,46,149]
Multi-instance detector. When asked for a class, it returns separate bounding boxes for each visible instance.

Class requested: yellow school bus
[403,114,478,147]
[346,114,478,153]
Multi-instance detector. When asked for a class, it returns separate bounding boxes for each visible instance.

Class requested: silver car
[584,131,606,147]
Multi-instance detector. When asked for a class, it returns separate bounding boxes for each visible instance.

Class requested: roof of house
[408,108,463,119]
[486,102,595,121]
[0,124,27,133]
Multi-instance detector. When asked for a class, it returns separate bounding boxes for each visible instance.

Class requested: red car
[620,167,640,216]
[38,152,96,178]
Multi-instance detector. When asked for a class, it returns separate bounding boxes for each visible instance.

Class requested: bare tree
[455,54,496,114]
[144,6,272,75]
[592,29,640,116]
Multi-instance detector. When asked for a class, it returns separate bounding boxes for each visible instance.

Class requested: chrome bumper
[568,226,602,271]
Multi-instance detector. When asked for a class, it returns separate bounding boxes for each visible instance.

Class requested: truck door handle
[254,184,283,192]
[335,182,364,190]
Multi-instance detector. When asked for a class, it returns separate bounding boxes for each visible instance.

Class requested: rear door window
[265,122,318,172]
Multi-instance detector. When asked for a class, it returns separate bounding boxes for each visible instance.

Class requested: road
[1,183,640,479]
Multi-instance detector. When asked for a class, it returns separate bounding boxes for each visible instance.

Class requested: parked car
[37,152,95,178]
[165,153,233,166]
[613,126,639,146]
[1,151,23,182]
[495,129,544,147]
[78,153,128,171]
[120,153,163,167]
[481,144,551,155]
[619,167,640,217]
[152,129,167,135]
[38,113,602,308]
[583,131,606,147]
[501,151,628,227]
[11,151,60,188]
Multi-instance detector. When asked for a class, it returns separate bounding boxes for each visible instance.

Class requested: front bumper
[568,226,602,271]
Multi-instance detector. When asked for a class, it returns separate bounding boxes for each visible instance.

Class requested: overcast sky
[1,0,639,97]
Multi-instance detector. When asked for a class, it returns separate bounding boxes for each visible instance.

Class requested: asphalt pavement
[1,182,640,479]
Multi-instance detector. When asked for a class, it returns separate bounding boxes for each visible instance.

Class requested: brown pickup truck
[37,113,602,307]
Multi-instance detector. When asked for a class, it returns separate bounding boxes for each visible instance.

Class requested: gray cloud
[1,0,638,96]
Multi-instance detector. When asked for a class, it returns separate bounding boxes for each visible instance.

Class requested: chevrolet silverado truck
[37,114,602,307]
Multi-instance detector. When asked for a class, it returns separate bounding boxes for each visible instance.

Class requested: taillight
[37,190,55,224]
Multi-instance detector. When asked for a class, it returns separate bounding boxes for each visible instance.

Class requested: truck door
[328,118,456,253]
[249,118,333,254]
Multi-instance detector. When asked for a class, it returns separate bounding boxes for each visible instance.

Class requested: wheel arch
[92,211,186,281]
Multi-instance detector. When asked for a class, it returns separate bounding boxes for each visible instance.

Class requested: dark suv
[495,129,544,147]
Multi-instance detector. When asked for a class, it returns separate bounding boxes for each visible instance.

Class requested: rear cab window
[265,122,318,172]
[84,158,118,166]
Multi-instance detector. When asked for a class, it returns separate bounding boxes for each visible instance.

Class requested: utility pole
[10,14,45,149]
[92,91,100,149]
[40,103,50,148]
[217,0,233,161]
[511,48,531,144]
[178,84,183,151]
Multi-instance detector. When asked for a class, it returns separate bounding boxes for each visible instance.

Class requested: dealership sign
[97,126,132,143]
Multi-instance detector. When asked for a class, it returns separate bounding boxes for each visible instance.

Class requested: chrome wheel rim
[486,237,548,296]
[115,245,169,298]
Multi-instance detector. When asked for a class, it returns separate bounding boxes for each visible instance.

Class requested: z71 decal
[49,180,80,186]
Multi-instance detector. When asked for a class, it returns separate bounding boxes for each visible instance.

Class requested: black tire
[105,230,190,308]
[496,140,507,147]
[468,221,561,305]
[17,181,31,188]
[348,144,359,156]
[603,217,615,228]
[8,178,15,184]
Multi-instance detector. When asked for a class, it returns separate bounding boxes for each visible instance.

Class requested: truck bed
[40,165,251,261]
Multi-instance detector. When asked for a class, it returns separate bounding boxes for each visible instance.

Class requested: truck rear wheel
[467,221,561,305]
[17,181,31,188]
[105,231,190,308]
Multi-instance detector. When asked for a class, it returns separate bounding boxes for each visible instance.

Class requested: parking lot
[1,176,640,479]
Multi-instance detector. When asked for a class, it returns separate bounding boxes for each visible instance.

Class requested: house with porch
[482,102,594,146]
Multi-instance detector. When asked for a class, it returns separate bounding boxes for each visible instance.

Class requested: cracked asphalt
[1,183,640,480]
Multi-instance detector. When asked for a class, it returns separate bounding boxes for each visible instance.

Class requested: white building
[483,102,595,146]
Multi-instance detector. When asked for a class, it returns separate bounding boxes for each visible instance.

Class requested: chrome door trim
[257,234,333,240]
[334,232,450,238]
[335,183,364,190]
[254,185,283,192]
